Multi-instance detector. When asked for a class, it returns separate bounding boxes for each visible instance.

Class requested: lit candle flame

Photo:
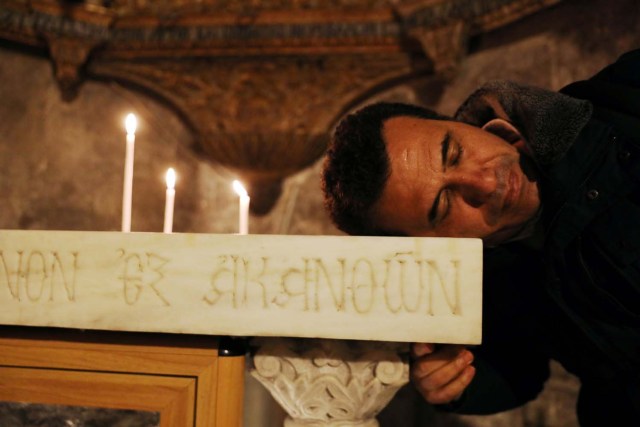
[166,168,176,190]
[125,113,137,135]
[233,180,248,198]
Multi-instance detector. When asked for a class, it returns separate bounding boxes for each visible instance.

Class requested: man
[321,49,639,425]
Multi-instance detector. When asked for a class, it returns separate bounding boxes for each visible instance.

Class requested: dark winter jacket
[445,49,640,425]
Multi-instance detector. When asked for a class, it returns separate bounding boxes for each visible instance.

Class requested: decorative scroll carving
[251,338,409,427]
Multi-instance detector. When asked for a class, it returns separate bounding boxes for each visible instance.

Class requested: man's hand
[411,343,476,405]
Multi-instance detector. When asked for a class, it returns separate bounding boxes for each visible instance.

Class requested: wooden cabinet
[0,327,244,427]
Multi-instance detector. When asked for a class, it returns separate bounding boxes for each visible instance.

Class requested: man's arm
[411,343,475,405]
[417,244,553,414]
[411,338,550,414]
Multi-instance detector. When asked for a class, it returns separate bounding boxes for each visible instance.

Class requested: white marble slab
[0,230,482,343]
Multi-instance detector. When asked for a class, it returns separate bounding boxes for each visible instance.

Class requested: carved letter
[146,252,170,306]
[25,251,47,302]
[381,252,414,314]
[204,255,235,307]
[117,250,171,306]
[279,258,312,310]
[245,257,269,309]
[313,258,347,312]
[119,252,144,305]
[426,260,460,315]
[0,250,22,301]
[351,258,376,314]
[49,252,78,302]
[381,252,425,314]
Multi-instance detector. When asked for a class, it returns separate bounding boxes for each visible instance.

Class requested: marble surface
[0,230,482,344]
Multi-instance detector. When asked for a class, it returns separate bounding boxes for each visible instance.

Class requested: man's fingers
[411,346,475,405]
[411,343,435,358]
[420,365,476,405]
[415,349,474,390]
[411,345,466,380]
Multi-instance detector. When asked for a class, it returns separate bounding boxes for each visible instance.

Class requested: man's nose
[448,167,497,206]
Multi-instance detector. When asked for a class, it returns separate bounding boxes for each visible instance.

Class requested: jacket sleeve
[441,341,550,414]
[436,245,552,414]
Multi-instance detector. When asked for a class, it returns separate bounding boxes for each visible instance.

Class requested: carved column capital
[250,338,410,427]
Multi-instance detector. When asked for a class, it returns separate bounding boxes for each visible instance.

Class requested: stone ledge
[0,230,482,343]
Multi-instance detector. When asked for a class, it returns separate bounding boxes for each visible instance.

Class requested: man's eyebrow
[428,189,442,226]
[440,131,451,170]
[428,131,451,226]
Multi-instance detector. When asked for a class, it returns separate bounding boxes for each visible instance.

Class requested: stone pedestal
[250,338,409,427]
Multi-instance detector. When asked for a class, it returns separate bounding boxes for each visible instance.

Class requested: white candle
[232,180,250,235]
[164,168,176,234]
[122,113,137,232]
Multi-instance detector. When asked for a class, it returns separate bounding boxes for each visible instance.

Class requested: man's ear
[481,118,529,154]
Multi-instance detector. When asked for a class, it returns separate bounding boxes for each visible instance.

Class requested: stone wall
[0,0,638,425]
[0,41,336,238]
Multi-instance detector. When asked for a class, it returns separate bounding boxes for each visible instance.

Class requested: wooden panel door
[0,326,244,427]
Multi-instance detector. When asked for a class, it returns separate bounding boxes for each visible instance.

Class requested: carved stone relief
[251,338,410,427]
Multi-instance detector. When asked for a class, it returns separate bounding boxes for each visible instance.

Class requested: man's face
[372,116,541,245]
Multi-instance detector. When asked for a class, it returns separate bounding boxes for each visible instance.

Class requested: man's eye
[450,144,463,166]
[439,189,451,221]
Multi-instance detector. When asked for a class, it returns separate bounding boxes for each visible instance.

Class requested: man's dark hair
[322,102,451,236]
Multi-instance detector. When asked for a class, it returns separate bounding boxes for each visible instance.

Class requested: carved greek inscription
[204,255,269,309]
[0,250,77,302]
[203,253,461,316]
[117,250,170,306]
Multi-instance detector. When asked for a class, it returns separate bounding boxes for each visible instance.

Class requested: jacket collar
[454,80,593,166]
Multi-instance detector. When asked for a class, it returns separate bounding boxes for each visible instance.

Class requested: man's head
[322,102,447,236]
[322,102,541,245]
